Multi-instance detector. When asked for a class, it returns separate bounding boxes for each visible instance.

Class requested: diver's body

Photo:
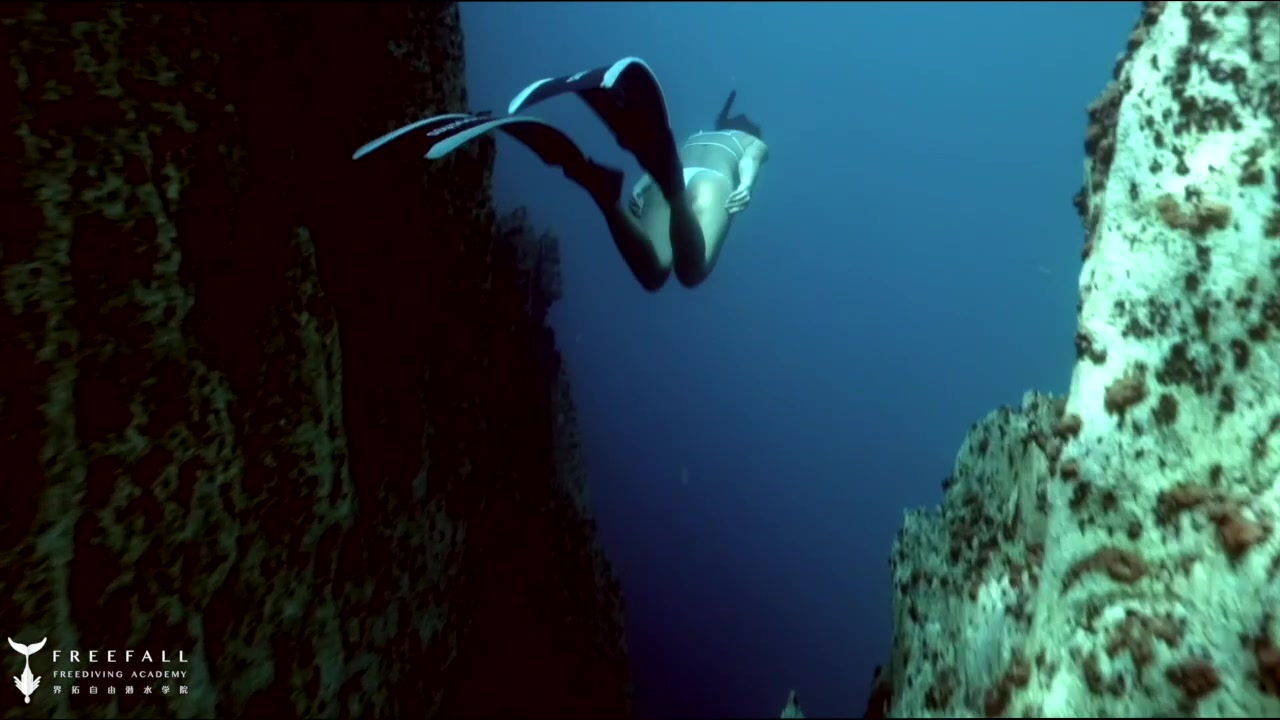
[351,56,770,292]
[619,128,768,289]
[554,63,770,292]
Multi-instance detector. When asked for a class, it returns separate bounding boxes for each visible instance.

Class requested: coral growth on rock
[882,2,1280,717]
[0,3,629,718]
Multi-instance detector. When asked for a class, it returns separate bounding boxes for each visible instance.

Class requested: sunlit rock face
[882,2,1280,717]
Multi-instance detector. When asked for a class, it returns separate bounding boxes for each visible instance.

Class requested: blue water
[461,2,1138,716]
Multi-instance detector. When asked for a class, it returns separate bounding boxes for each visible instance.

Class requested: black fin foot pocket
[567,159,624,210]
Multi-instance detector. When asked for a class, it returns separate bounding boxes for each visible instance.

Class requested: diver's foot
[565,157,624,211]
[585,86,683,201]
[624,122,684,204]
[577,61,684,201]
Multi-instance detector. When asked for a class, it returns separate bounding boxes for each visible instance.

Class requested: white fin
[352,114,473,160]
[425,115,551,161]
[508,77,554,114]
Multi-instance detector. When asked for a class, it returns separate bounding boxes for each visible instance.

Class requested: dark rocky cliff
[0,2,630,717]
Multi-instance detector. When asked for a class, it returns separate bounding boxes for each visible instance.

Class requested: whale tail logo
[8,637,47,704]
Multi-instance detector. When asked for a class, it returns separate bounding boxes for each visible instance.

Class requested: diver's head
[714,90,763,139]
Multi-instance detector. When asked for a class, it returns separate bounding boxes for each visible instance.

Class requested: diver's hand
[725,186,751,215]
[628,190,643,217]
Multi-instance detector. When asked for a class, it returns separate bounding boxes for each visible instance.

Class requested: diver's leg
[600,203,673,291]
[638,187,675,272]
[566,159,672,291]
[670,173,733,288]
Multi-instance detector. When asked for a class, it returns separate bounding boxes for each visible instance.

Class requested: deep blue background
[460,3,1138,717]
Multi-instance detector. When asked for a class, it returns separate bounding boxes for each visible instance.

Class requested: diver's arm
[735,139,770,193]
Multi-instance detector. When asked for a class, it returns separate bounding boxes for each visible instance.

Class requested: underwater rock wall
[0,2,629,718]
[888,392,1063,716]
[885,2,1279,716]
